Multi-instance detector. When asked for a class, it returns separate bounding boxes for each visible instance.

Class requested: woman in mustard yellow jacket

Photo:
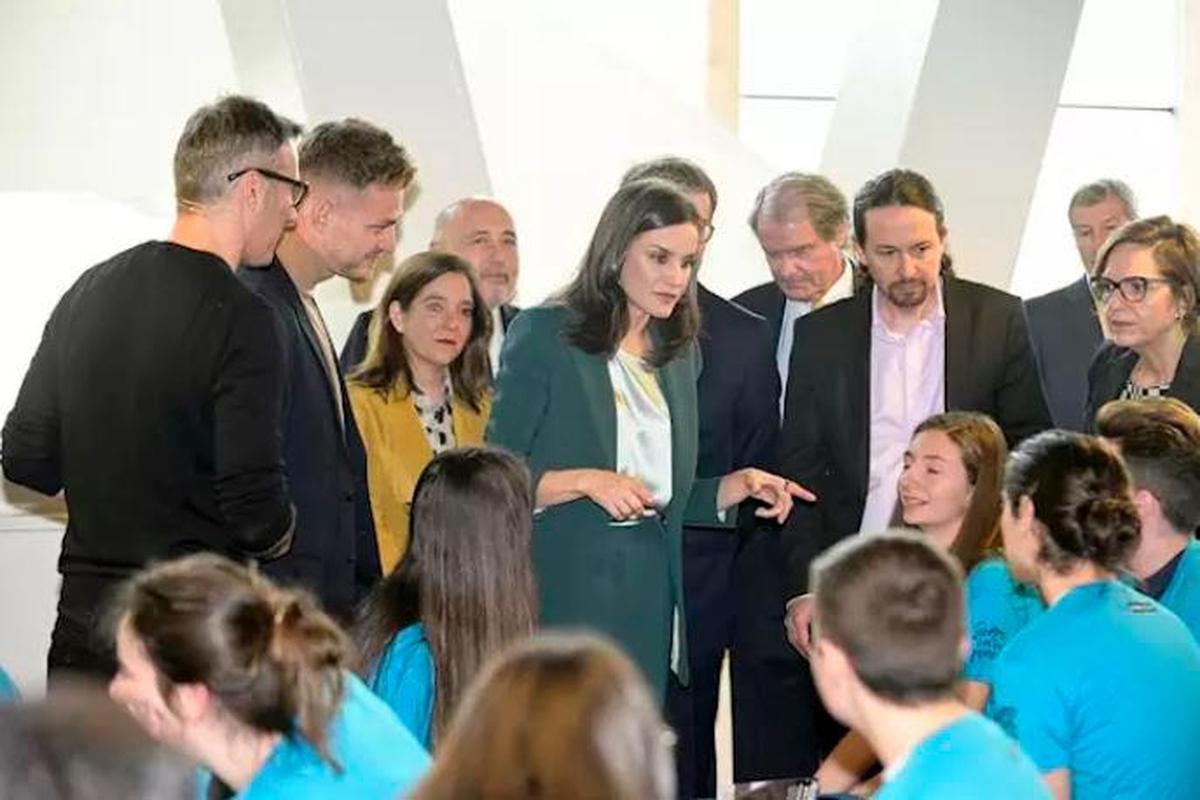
[349,252,492,573]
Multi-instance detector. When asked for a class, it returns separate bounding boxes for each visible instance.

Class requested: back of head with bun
[1004,430,1141,573]
[114,553,349,766]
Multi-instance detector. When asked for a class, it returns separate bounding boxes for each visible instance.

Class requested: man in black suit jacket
[734,173,858,410]
[778,170,1051,776]
[241,119,415,619]
[339,197,521,374]
[1026,179,1136,430]
[2,97,299,680]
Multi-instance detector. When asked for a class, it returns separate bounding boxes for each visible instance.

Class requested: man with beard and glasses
[774,169,1050,772]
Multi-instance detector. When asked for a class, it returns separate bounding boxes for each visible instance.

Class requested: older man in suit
[241,118,415,619]
[735,173,857,412]
[340,197,521,374]
[777,169,1051,771]
[1025,179,1137,430]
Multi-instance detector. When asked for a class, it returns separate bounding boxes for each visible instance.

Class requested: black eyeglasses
[227,167,309,208]
[1090,275,1177,304]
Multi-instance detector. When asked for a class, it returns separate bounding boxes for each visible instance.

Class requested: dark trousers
[47,574,119,685]
[667,526,841,800]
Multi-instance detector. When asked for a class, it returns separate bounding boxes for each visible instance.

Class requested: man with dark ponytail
[108,553,429,798]
[991,430,1200,800]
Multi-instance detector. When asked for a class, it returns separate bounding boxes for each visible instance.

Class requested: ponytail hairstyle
[1003,430,1142,574]
[355,447,537,743]
[113,553,349,767]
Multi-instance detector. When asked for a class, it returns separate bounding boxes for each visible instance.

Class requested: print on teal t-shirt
[367,622,436,749]
[989,580,1200,800]
[0,666,18,702]
[876,712,1049,799]
[962,558,1043,685]
[198,673,430,799]
[1159,539,1200,642]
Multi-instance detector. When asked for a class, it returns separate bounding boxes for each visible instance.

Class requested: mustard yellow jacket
[349,383,490,573]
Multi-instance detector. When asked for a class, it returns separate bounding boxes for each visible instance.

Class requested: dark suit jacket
[240,261,380,620]
[2,242,293,579]
[1025,276,1103,431]
[733,281,787,345]
[694,284,779,479]
[486,305,730,698]
[339,303,519,374]
[1084,335,1200,431]
[778,277,1051,597]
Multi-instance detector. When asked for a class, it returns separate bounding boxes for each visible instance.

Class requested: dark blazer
[1025,276,1103,431]
[778,277,1051,597]
[486,305,730,700]
[1084,334,1200,432]
[694,284,779,479]
[339,303,519,374]
[733,281,786,344]
[240,261,380,620]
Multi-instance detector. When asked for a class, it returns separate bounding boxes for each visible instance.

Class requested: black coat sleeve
[2,293,67,495]
[994,302,1053,446]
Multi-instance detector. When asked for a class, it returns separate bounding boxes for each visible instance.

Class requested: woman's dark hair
[112,554,349,767]
[557,179,701,367]
[354,447,537,743]
[1003,430,1141,573]
[349,251,492,412]
[912,412,1008,572]
[409,633,674,800]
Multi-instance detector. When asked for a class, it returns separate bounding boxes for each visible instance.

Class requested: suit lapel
[944,278,970,409]
[272,261,348,448]
[568,346,618,470]
[658,345,697,514]
[845,292,872,502]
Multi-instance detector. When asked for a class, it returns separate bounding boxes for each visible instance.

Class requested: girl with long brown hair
[354,446,537,749]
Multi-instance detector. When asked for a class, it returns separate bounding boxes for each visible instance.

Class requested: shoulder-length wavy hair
[354,447,537,744]
[557,179,701,367]
[911,412,1008,573]
[349,251,492,412]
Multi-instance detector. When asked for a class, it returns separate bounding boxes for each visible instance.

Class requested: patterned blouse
[1120,381,1169,401]
[412,376,456,453]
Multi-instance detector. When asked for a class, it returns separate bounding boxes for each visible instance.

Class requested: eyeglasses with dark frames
[227,167,310,208]
[1090,275,1177,304]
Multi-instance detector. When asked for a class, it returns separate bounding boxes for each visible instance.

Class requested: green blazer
[487,305,730,698]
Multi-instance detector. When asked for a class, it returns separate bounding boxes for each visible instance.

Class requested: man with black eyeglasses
[2,95,300,682]
[240,119,415,620]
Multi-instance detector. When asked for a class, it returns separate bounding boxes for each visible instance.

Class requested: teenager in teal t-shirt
[355,448,537,750]
[1095,397,1200,641]
[0,666,18,702]
[992,429,1200,799]
[809,532,1048,800]
[108,554,428,800]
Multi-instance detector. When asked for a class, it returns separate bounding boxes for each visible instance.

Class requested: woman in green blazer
[487,179,812,700]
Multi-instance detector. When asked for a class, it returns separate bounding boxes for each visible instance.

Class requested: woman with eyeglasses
[1084,216,1200,429]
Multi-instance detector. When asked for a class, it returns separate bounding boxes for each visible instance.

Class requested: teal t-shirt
[989,579,1200,800]
[1159,540,1200,642]
[199,673,429,799]
[0,666,18,702]
[963,558,1044,685]
[877,712,1049,799]
[368,622,436,749]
